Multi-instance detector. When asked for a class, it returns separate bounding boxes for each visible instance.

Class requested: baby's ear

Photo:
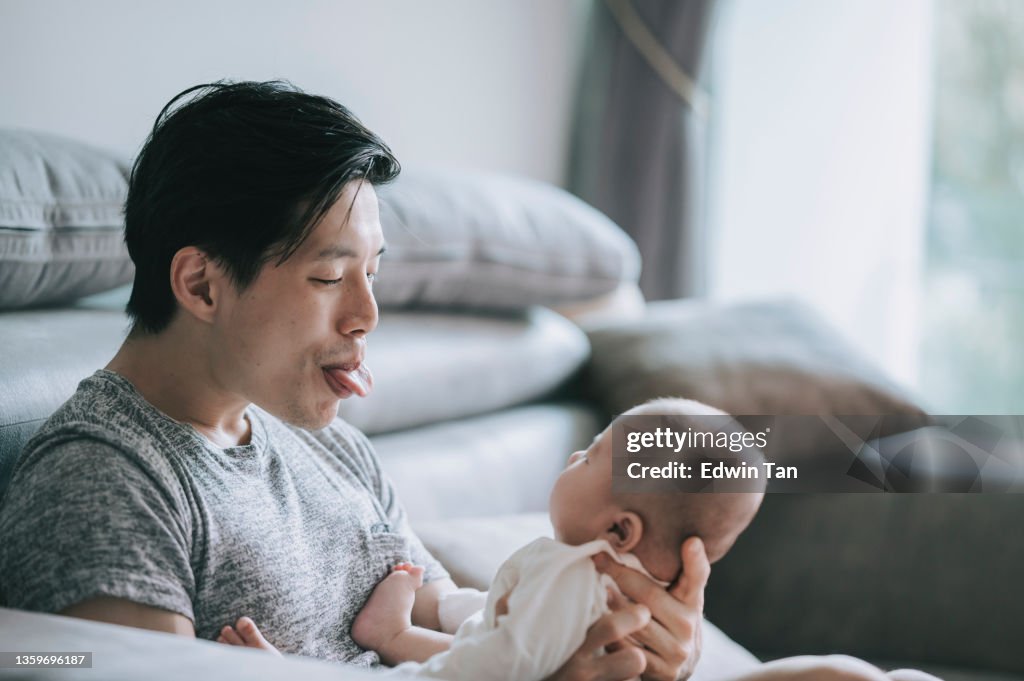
[602,511,644,553]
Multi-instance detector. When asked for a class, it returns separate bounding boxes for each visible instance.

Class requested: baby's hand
[216,616,281,656]
[351,563,425,655]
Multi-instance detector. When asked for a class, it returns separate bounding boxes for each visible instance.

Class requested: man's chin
[302,404,340,431]
[261,399,339,431]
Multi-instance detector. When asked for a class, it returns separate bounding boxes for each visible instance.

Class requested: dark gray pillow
[707,493,1024,673]
[0,130,134,308]
[584,299,931,462]
[375,167,640,310]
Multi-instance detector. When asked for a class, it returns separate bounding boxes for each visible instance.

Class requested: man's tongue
[325,364,373,397]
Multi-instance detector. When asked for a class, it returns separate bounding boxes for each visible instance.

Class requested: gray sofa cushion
[0,296,589,494]
[337,306,590,435]
[0,130,134,308]
[873,662,1023,681]
[375,166,641,309]
[0,306,132,493]
[0,607,381,680]
[376,403,603,523]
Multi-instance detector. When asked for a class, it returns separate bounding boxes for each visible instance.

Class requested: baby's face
[548,428,616,545]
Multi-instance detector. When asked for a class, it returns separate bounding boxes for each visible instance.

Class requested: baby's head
[548,398,765,583]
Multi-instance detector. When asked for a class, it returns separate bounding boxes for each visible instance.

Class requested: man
[0,81,706,681]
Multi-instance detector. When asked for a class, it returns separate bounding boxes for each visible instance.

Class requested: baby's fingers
[218,625,243,646]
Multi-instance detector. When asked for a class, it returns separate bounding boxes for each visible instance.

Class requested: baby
[218,398,766,679]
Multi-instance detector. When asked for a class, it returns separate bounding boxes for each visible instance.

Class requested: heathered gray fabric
[0,370,448,665]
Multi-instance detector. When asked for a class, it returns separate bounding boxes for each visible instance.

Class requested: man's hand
[594,537,710,681]
[545,603,650,681]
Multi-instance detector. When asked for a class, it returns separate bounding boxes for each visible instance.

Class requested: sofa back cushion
[1,130,639,312]
[0,291,590,496]
[375,167,641,310]
[708,492,1024,674]
[337,306,589,436]
[0,130,134,308]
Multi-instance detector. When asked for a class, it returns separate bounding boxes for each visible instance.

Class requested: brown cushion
[583,299,931,464]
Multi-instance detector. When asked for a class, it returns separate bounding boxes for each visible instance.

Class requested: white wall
[0,0,585,186]
[706,0,933,388]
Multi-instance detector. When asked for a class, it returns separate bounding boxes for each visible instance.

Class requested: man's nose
[336,278,378,338]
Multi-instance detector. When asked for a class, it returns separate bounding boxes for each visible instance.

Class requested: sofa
[1,129,1022,681]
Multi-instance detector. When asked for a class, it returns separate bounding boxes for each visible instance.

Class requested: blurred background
[1,0,1019,415]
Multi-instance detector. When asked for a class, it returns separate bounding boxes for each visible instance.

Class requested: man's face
[209,180,385,429]
[548,428,617,545]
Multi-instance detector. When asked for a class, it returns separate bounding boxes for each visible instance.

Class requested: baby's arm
[407,540,611,681]
[351,563,453,665]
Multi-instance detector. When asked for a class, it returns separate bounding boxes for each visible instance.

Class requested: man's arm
[1,442,198,632]
[60,597,195,637]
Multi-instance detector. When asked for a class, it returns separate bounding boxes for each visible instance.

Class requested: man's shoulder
[17,370,186,483]
[31,370,153,438]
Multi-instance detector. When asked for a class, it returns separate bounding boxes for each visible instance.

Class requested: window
[921,0,1024,413]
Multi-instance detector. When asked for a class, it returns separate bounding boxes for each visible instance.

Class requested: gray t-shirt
[0,370,448,665]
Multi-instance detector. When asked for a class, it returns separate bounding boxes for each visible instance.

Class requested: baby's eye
[313,277,342,286]
[367,272,376,283]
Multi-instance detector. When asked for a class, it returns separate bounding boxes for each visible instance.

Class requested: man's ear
[169,246,225,324]
[601,511,644,553]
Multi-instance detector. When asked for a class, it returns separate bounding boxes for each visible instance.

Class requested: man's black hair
[124,80,400,334]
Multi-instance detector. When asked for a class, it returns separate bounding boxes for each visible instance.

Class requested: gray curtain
[570,0,717,301]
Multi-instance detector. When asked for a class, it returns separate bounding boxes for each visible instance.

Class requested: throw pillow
[374,166,641,309]
[0,130,133,308]
[584,299,932,464]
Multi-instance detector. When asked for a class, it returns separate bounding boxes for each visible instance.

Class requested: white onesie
[389,537,667,680]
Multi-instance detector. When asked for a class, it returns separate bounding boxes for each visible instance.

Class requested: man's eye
[313,273,376,286]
